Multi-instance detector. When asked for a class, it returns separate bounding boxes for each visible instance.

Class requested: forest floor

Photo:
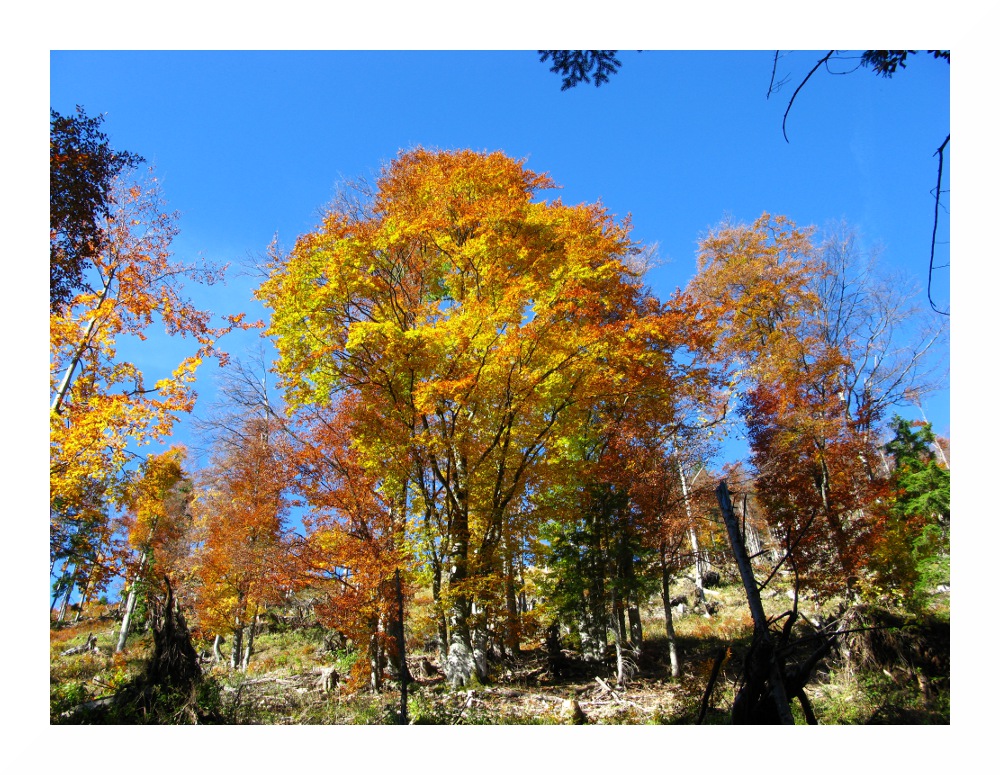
[50,578,950,724]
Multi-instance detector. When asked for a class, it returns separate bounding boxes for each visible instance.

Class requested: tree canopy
[50,106,144,312]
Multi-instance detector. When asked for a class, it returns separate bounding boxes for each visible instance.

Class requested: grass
[50,578,949,725]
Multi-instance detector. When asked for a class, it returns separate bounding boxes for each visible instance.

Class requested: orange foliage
[122,446,193,583]
[51,171,254,599]
[291,396,407,687]
[192,417,301,640]
[690,214,890,595]
[257,149,717,681]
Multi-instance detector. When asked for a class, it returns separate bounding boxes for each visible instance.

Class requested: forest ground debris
[51,582,949,724]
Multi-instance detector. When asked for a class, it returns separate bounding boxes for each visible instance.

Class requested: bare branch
[929,135,950,316]
[766,51,792,99]
[782,51,835,143]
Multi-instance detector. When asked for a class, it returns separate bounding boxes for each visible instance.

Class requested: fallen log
[61,634,97,656]
[595,675,624,703]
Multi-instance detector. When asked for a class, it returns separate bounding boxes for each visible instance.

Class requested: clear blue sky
[50,49,951,465]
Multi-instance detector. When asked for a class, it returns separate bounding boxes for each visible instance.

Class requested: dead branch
[928,134,950,315]
[782,51,835,142]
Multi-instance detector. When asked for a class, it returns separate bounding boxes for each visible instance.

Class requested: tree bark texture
[116,555,146,653]
[716,480,795,724]
[659,547,680,678]
[395,568,408,724]
[116,583,140,653]
[678,459,709,615]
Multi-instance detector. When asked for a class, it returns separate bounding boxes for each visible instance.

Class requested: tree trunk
[74,553,104,623]
[627,603,642,653]
[678,459,709,616]
[74,598,86,623]
[58,574,75,623]
[443,497,483,687]
[395,568,408,724]
[503,537,521,656]
[212,634,223,663]
[578,610,607,661]
[579,550,608,661]
[431,562,448,663]
[615,599,628,654]
[240,620,256,672]
[659,549,680,678]
[817,450,856,594]
[116,582,140,652]
[368,613,383,691]
[471,618,489,680]
[51,267,116,414]
[445,598,478,687]
[116,554,147,652]
[230,621,243,671]
[717,480,794,724]
[382,580,409,682]
[610,586,626,688]
[142,577,202,696]
[623,564,643,655]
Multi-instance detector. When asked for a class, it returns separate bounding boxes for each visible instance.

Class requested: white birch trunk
[678,458,709,616]
[51,268,116,415]
[116,586,139,652]
[116,553,148,652]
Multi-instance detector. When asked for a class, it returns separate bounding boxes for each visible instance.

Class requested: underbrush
[51,583,949,724]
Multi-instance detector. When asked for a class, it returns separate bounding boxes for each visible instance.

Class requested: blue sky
[49,49,951,466]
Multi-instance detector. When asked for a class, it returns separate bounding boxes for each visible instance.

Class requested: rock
[670,595,688,607]
[703,570,721,588]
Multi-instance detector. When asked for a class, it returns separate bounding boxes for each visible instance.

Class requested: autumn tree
[116,446,193,651]
[290,395,410,690]
[50,162,249,613]
[691,215,948,603]
[257,148,710,686]
[50,106,144,312]
[689,214,883,596]
[192,414,299,671]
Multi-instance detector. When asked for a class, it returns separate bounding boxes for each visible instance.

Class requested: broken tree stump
[61,633,98,656]
[717,480,795,725]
